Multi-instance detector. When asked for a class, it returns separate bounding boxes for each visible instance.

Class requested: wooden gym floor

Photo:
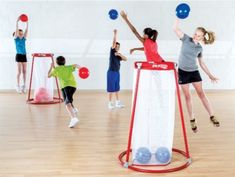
[0,91,234,177]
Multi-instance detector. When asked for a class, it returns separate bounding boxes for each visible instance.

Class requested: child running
[48,56,80,128]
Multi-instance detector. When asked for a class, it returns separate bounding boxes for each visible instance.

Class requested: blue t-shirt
[14,37,26,55]
[108,48,122,71]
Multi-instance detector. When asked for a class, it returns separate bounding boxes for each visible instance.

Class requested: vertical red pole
[27,55,35,102]
[125,63,142,163]
[174,68,190,158]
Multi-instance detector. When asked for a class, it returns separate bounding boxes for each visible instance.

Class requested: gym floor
[0,91,234,177]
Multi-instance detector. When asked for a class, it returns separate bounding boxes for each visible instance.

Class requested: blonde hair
[197,27,215,45]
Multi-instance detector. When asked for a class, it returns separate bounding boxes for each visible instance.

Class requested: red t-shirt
[144,39,164,62]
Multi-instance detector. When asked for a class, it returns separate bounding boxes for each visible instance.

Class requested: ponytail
[151,30,158,42]
[204,31,215,45]
[197,27,215,45]
[143,28,158,42]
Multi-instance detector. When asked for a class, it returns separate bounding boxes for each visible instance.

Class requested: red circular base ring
[118,148,191,173]
[27,97,63,104]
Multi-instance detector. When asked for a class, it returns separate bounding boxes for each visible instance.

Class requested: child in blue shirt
[13,16,28,93]
[107,29,127,109]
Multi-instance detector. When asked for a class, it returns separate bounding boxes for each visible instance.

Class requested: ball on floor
[155,147,171,163]
[135,147,152,164]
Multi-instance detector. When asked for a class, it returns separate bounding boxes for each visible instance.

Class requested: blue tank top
[15,37,26,55]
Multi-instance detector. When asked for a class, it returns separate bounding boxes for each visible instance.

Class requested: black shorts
[61,86,76,105]
[178,68,202,85]
[15,54,27,62]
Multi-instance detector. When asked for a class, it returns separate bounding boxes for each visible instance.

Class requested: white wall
[1,0,235,90]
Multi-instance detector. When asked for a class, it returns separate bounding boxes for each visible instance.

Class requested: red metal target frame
[118,61,191,173]
[27,53,63,104]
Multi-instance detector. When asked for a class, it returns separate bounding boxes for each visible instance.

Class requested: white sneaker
[108,102,114,109]
[116,100,125,108]
[16,86,22,94]
[21,85,26,93]
[68,117,79,128]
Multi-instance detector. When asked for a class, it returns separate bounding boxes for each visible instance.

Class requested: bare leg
[66,103,75,118]
[181,84,194,120]
[66,103,79,128]
[22,62,27,86]
[192,82,214,116]
[192,81,220,127]
[71,102,78,117]
[181,84,198,132]
[115,91,119,101]
[16,63,22,86]
[109,93,113,102]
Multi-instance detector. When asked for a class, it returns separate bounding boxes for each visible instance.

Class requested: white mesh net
[33,58,54,103]
[132,68,176,165]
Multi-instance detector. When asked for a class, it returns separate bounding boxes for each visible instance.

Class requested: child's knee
[17,71,22,75]
[22,69,27,75]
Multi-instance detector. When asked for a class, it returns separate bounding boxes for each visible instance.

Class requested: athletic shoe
[16,85,22,94]
[21,85,26,93]
[115,100,125,108]
[68,117,79,128]
[108,102,114,109]
[190,119,198,133]
[210,116,220,127]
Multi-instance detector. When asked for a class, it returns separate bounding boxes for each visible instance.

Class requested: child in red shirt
[120,11,164,63]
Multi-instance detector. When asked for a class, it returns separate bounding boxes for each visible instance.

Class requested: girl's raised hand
[120,11,127,19]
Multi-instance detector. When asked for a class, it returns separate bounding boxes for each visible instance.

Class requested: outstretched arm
[112,29,117,49]
[73,64,81,69]
[24,21,28,38]
[14,17,20,38]
[48,63,55,78]
[198,57,219,83]
[130,47,144,54]
[120,11,144,43]
[173,18,184,39]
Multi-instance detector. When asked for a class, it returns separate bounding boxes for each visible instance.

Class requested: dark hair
[143,28,158,41]
[56,56,66,65]
[13,29,23,37]
[116,42,120,46]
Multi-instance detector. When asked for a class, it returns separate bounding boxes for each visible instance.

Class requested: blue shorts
[107,70,120,92]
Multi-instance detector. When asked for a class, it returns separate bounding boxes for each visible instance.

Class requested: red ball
[20,14,28,22]
[79,67,89,79]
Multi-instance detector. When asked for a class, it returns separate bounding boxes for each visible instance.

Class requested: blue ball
[109,9,118,20]
[155,147,171,163]
[176,3,190,19]
[135,147,152,164]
